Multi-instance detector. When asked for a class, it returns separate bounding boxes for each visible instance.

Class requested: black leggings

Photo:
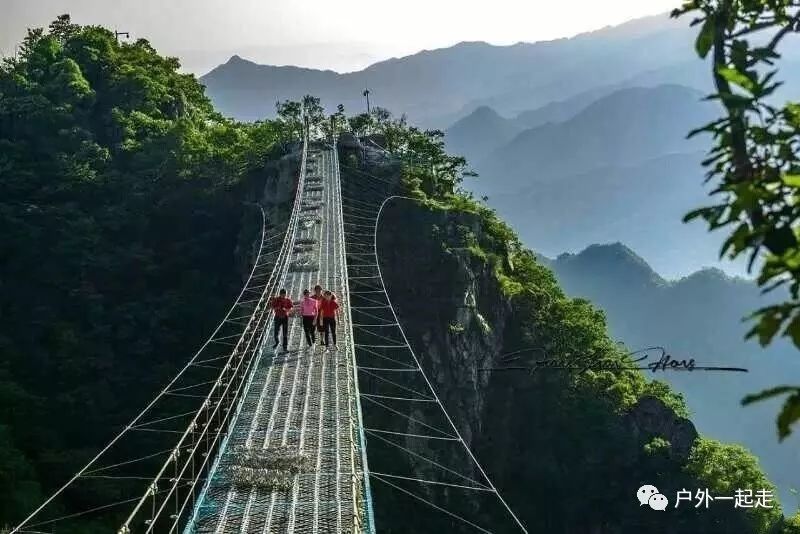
[273,317,288,349]
[323,317,337,346]
[302,316,316,346]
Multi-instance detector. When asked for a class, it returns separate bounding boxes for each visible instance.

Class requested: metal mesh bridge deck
[187,145,373,533]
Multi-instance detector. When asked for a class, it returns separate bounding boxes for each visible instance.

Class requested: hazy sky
[2,0,679,74]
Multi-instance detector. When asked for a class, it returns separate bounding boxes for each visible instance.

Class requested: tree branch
[765,9,800,53]
[732,19,780,38]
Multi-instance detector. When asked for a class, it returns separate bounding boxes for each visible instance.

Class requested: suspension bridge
[10,135,527,534]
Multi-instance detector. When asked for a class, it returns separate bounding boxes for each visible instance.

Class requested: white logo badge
[637,485,659,506]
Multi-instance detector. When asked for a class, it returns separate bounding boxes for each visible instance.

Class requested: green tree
[322,103,347,140]
[673,1,800,439]
[370,105,392,125]
[348,112,374,136]
[341,107,473,198]
[0,15,288,528]
[276,98,303,144]
[302,94,325,137]
[686,438,783,532]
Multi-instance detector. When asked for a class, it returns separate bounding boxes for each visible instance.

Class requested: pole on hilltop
[362,88,371,115]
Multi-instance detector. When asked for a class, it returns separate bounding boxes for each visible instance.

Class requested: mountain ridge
[474,84,711,195]
[445,105,524,161]
[199,12,698,126]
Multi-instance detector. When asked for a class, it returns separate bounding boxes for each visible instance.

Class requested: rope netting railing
[332,142,377,534]
[11,139,310,534]
[338,142,528,534]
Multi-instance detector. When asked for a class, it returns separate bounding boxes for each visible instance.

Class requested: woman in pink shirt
[300,288,320,348]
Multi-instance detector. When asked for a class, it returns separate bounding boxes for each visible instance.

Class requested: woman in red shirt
[269,288,294,351]
[319,291,340,349]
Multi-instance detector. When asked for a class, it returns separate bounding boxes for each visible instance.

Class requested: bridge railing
[333,137,377,534]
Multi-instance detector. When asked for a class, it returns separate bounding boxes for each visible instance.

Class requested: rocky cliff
[233,145,302,283]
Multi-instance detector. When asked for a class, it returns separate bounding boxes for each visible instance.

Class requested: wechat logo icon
[637,484,669,511]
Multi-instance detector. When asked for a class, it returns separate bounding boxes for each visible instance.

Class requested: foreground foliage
[673,1,800,439]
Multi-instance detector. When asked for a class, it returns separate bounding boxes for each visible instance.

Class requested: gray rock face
[233,147,300,287]
[377,202,512,487]
[262,149,302,220]
[625,395,698,461]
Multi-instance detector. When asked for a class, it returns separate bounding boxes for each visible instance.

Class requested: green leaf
[721,223,750,257]
[753,311,783,346]
[742,385,800,405]
[683,207,711,223]
[786,314,800,349]
[782,174,800,187]
[763,225,797,255]
[695,17,715,58]
[718,92,755,109]
[718,66,755,93]
[777,392,800,441]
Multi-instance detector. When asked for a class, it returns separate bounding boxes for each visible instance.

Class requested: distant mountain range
[444,83,647,161]
[447,84,734,278]
[471,84,714,193]
[445,106,522,162]
[545,243,800,513]
[200,13,706,127]
[199,10,800,129]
